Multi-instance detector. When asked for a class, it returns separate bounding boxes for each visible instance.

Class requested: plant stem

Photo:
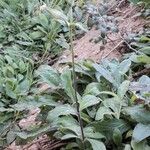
[69,24,85,148]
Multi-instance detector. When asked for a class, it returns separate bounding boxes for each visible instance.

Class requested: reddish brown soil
[55,4,145,69]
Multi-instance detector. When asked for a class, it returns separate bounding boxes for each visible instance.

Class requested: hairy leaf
[36,65,60,88]
[118,80,130,99]
[79,95,101,111]
[133,123,150,142]
[95,106,113,120]
[87,139,106,150]
[47,105,77,122]
[124,105,150,124]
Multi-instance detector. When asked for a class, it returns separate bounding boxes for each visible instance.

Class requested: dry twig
[102,40,123,59]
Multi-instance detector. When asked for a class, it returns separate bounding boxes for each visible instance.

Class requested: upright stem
[69,25,85,148]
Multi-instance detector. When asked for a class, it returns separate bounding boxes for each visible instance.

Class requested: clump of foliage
[13,57,150,150]
[0,54,34,147]
[124,29,150,67]
[0,0,86,58]
[129,0,150,6]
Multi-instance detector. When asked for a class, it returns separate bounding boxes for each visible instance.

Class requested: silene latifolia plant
[41,1,88,149]
[39,1,108,150]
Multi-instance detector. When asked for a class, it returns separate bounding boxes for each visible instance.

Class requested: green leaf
[133,123,150,142]
[130,75,150,93]
[95,106,113,120]
[139,47,150,55]
[117,80,130,99]
[5,86,17,99]
[61,133,78,140]
[140,36,150,42]
[16,40,33,46]
[0,107,14,112]
[124,105,150,124]
[55,35,69,49]
[61,70,76,103]
[5,55,13,64]
[103,97,121,119]
[84,127,105,139]
[98,91,118,97]
[79,95,101,111]
[18,60,26,73]
[87,139,106,150]
[131,140,150,150]
[118,59,131,75]
[36,65,60,88]
[57,116,78,127]
[63,125,81,137]
[131,55,150,64]
[47,105,77,122]
[84,82,101,96]
[113,129,122,146]
[48,8,68,23]
[90,119,130,139]
[11,96,58,111]
[30,31,44,40]
[137,55,150,64]
[56,116,82,137]
[129,0,141,4]
[38,13,49,28]
[65,142,79,149]
[15,78,31,94]
[93,63,115,85]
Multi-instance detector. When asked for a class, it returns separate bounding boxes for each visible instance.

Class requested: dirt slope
[55,2,145,67]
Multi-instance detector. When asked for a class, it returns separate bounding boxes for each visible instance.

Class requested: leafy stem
[69,12,85,150]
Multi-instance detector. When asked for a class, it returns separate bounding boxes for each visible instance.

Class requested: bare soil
[54,3,145,70]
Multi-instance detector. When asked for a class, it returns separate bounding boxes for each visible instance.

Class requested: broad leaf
[131,140,150,150]
[113,129,122,146]
[133,123,150,142]
[93,63,115,85]
[48,8,68,24]
[79,95,101,111]
[61,70,76,103]
[118,59,131,75]
[87,138,106,150]
[61,133,78,140]
[90,119,130,139]
[131,54,150,64]
[118,80,130,99]
[84,82,102,96]
[84,127,105,139]
[36,65,60,88]
[95,106,113,120]
[38,13,49,28]
[139,47,150,55]
[47,104,77,122]
[124,105,150,124]
[11,96,58,111]
[103,97,121,119]
[57,117,82,138]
